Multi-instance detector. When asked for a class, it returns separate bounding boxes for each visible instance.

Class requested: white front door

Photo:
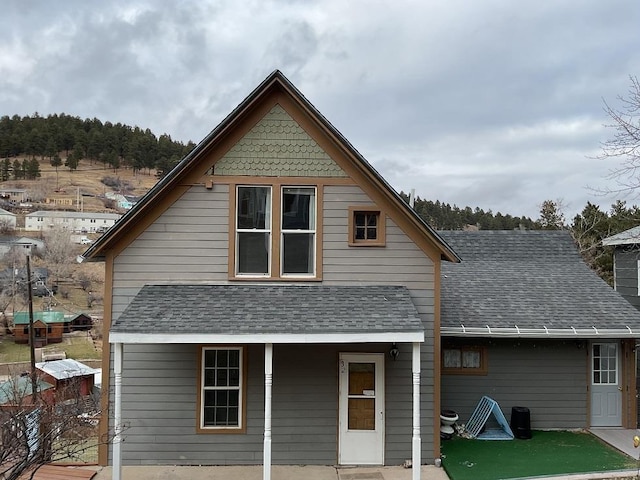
[338,353,385,465]
[591,342,622,427]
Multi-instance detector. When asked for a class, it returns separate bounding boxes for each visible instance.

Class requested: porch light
[389,344,399,361]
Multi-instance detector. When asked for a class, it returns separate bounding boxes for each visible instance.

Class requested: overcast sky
[1,1,639,219]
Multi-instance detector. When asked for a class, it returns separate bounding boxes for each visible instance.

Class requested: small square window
[442,346,487,375]
[348,207,385,246]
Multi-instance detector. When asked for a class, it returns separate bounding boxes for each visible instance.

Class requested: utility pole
[27,255,37,401]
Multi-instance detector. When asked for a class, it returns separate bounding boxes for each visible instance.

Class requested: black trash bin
[511,406,531,439]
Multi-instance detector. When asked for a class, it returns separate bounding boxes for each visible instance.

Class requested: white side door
[338,353,385,465]
[591,342,622,427]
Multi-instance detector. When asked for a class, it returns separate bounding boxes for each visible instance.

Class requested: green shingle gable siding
[214,105,348,177]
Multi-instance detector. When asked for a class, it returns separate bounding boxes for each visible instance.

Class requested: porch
[590,427,640,459]
[91,465,450,480]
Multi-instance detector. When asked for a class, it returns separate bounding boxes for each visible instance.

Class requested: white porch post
[263,343,273,480]
[412,342,421,480]
[113,342,123,480]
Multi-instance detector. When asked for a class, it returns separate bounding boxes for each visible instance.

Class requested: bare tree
[0,372,104,480]
[597,75,640,195]
[0,218,15,235]
[41,226,74,284]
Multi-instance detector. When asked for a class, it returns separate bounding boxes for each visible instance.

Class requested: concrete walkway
[90,465,450,480]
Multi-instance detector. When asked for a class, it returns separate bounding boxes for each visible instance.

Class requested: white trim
[113,343,123,480]
[109,331,424,344]
[412,342,421,480]
[263,344,273,480]
[637,259,640,296]
[338,353,385,465]
[441,326,639,338]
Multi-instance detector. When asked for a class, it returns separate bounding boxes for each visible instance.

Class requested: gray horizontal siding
[110,181,438,465]
[441,339,587,431]
[114,343,419,465]
[614,249,640,310]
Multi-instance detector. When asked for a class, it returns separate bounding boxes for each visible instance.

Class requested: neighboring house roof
[13,311,66,325]
[26,210,121,220]
[82,70,459,264]
[439,230,640,338]
[0,376,54,405]
[602,226,640,246]
[35,359,100,380]
[109,284,424,344]
[0,208,16,216]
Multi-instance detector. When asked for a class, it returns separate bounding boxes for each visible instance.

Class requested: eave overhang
[441,325,640,338]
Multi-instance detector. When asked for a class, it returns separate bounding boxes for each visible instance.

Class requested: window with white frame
[281,187,316,275]
[199,347,244,431]
[236,186,271,275]
[234,185,316,278]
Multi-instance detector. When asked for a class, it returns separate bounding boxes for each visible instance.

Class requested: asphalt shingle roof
[111,284,423,337]
[439,230,640,336]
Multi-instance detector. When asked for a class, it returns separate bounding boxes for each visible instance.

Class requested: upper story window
[281,187,316,276]
[235,185,316,278]
[348,206,386,246]
[236,186,271,275]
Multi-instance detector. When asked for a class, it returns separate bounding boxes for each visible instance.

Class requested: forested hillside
[0,113,196,180]
[1,113,639,285]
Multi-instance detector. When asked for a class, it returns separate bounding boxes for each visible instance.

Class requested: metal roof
[602,225,640,246]
[35,359,100,380]
[0,377,54,404]
[109,284,424,344]
[439,230,640,338]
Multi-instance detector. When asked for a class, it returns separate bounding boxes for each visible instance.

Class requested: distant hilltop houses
[24,211,121,233]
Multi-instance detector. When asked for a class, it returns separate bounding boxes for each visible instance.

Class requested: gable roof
[81,70,459,264]
[602,225,640,246]
[439,230,640,338]
[109,284,424,344]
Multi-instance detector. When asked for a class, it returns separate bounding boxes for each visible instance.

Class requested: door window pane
[592,343,617,385]
[349,363,375,395]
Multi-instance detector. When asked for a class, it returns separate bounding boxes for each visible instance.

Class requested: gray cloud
[1,0,639,219]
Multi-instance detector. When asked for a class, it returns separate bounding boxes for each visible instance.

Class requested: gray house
[603,226,640,312]
[439,230,640,432]
[82,71,460,480]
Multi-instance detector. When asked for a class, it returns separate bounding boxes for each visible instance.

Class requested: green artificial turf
[440,430,638,480]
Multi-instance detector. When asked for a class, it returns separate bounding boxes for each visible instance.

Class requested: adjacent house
[0,208,17,229]
[35,359,100,398]
[24,211,121,233]
[82,71,460,479]
[439,230,640,431]
[0,376,54,407]
[0,236,45,257]
[67,313,94,331]
[603,226,640,312]
[13,311,66,346]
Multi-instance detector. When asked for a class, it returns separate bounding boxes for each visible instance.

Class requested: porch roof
[109,284,425,344]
